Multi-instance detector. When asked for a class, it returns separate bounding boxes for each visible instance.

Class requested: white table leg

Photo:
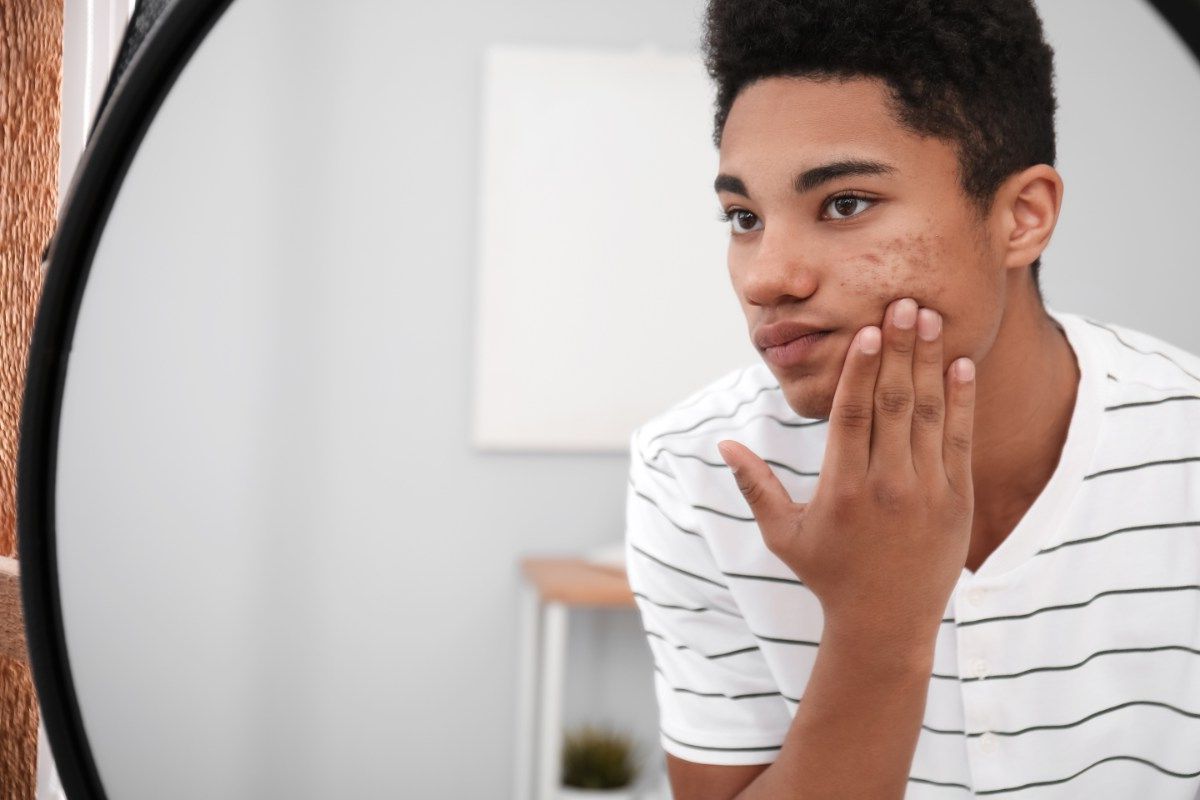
[513,583,541,800]
[536,601,569,800]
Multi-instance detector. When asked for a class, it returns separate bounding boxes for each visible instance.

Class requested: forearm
[733,620,939,800]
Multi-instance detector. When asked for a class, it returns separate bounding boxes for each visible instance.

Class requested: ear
[994,164,1064,272]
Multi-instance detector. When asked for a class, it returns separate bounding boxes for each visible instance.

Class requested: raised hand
[718,297,976,641]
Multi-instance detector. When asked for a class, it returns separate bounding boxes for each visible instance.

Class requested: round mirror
[19,1,1200,799]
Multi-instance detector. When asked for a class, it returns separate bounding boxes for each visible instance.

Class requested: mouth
[761,330,833,368]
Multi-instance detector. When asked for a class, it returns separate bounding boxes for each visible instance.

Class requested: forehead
[718,75,944,179]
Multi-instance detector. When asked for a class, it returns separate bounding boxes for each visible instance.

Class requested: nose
[735,227,820,308]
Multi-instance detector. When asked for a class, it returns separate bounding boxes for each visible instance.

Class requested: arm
[694,298,975,800]
[668,619,938,800]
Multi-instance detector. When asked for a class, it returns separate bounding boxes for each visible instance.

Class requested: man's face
[716,76,1006,420]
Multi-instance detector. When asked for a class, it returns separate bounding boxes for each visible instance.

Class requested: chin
[777,372,836,421]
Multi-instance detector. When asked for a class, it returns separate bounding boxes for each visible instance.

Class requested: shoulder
[1064,311,1200,393]
[1056,310,1200,436]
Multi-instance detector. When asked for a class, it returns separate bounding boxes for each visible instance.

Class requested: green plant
[561,724,639,789]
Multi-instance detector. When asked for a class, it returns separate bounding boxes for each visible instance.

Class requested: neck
[970,272,1080,536]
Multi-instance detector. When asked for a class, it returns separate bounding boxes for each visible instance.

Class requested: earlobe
[1000,165,1063,270]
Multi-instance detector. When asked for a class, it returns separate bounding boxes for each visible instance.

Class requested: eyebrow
[713,158,898,198]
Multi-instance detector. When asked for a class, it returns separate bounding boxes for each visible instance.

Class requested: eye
[715,191,878,236]
[716,208,763,235]
[823,192,876,221]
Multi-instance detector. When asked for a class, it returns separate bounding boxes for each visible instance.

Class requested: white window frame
[42,4,135,788]
[59,0,136,211]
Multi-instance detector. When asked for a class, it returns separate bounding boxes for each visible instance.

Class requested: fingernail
[894,298,917,329]
[859,326,881,354]
[954,358,975,381]
[917,308,941,341]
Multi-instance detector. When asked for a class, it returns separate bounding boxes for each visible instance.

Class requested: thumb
[717,439,794,532]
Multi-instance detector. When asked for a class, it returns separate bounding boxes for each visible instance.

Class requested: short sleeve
[624,428,793,765]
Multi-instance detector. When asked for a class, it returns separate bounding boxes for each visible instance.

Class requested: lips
[753,320,832,350]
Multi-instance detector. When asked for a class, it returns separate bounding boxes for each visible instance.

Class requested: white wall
[48,1,1200,799]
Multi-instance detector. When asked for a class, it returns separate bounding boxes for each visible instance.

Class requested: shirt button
[968,657,989,679]
[979,732,999,754]
[966,587,985,606]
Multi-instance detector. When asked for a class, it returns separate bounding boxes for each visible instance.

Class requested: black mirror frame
[16,1,1200,799]
[18,2,235,798]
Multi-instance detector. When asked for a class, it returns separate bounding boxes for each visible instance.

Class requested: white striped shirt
[624,306,1200,798]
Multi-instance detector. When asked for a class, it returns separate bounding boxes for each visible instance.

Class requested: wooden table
[512,556,636,800]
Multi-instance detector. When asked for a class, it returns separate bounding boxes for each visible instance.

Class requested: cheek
[837,230,955,311]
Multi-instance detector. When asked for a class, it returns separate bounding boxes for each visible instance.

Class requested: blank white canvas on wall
[472,43,758,452]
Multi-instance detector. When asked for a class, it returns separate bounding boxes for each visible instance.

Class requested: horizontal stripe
[1037,520,1200,556]
[722,570,803,586]
[924,699,1200,739]
[629,480,702,537]
[906,775,973,791]
[976,753,1200,795]
[692,503,755,522]
[959,643,1200,682]
[632,591,735,616]
[957,584,1200,628]
[646,630,760,660]
[1105,394,1200,411]
[643,383,781,446]
[654,664,782,700]
[646,413,827,460]
[656,448,819,478]
[1083,454,1200,480]
[660,728,782,753]
[753,632,820,647]
[628,543,728,589]
[983,698,1200,737]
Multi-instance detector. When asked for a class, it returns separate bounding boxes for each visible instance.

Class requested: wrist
[820,614,940,676]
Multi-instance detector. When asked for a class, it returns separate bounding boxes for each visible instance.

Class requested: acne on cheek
[838,232,949,316]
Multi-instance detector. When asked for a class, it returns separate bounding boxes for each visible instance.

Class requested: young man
[624,1,1200,798]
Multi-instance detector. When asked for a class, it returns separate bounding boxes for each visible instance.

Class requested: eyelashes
[717,192,877,234]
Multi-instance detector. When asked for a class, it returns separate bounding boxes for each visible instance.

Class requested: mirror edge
[17,1,235,798]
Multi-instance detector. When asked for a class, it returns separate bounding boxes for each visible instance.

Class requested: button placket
[967,656,989,680]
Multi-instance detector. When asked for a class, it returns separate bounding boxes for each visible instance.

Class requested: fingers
[871,297,919,475]
[717,439,795,531]
[910,307,945,477]
[942,357,976,496]
[820,324,883,483]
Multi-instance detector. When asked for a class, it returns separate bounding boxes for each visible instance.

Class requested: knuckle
[829,477,863,506]
[912,396,943,425]
[870,479,909,512]
[875,386,912,416]
[888,333,915,355]
[834,401,873,430]
[946,428,972,452]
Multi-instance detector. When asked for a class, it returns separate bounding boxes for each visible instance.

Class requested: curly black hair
[701,0,1059,296]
